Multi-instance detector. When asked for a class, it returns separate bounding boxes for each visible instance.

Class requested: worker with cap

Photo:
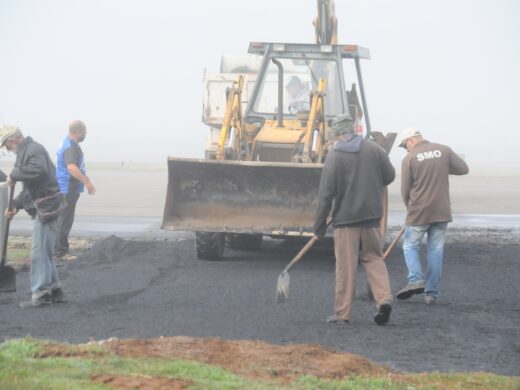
[286,76,310,114]
[395,128,469,304]
[55,120,96,261]
[313,114,395,325]
[0,125,66,307]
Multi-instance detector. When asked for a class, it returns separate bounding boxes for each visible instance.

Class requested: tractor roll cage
[248,42,370,60]
[246,42,373,135]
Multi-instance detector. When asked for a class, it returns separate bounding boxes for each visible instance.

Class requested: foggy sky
[0,0,519,170]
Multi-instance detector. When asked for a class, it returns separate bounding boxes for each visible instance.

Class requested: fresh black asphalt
[1,233,519,375]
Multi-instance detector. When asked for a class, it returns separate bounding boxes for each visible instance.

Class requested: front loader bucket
[162,158,323,236]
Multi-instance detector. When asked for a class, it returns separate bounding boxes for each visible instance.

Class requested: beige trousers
[333,226,393,320]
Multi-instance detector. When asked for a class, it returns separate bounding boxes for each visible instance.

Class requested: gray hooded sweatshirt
[313,133,395,236]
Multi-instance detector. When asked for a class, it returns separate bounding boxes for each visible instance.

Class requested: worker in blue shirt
[55,120,96,260]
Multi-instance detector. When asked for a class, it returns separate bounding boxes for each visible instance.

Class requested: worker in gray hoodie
[313,114,395,325]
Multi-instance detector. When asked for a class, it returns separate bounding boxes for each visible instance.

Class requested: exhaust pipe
[271,58,284,128]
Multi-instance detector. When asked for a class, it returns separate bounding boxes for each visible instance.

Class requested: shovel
[276,235,318,303]
[382,227,405,261]
[0,184,16,293]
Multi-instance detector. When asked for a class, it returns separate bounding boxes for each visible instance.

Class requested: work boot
[374,303,392,325]
[51,288,66,303]
[20,293,52,308]
[326,314,349,324]
[56,253,77,261]
[396,281,425,300]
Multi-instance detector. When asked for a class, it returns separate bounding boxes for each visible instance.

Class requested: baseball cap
[397,127,421,148]
[0,125,20,147]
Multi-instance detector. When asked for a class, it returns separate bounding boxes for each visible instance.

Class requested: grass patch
[6,247,31,265]
[0,338,518,390]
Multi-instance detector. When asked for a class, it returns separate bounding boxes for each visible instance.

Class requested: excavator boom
[314,0,337,44]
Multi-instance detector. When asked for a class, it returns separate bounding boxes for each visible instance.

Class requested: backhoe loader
[162,0,396,259]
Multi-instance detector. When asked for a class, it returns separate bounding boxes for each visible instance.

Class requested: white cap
[0,125,21,147]
[397,127,421,148]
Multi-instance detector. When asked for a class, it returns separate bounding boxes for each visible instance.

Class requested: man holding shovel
[0,126,66,307]
[313,115,395,325]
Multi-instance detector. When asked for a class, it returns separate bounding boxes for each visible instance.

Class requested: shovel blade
[275,271,290,303]
[0,265,16,293]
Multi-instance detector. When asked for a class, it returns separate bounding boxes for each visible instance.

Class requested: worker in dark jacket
[396,128,469,304]
[0,125,66,307]
[313,114,395,325]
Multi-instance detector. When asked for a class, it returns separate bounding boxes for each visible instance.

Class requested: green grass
[6,247,31,265]
[0,338,518,390]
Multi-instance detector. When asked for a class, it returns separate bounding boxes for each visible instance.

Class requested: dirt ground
[41,336,393,383]
[91,374,192,390]
[103,336,390,381]
[1,228,519,376]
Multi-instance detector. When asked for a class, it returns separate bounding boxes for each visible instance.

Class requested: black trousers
[54,191,80,257]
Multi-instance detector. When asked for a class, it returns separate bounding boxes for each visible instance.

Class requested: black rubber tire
[226,234,263,251]
[195,232,225,260]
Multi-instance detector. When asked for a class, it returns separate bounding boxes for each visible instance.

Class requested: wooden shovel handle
[1,184,15,266]
[383,227,405,261]
[284,236,318,273]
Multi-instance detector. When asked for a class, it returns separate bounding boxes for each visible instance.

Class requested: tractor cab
[242,42,371,163]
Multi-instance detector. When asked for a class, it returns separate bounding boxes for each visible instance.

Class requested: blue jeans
[30,218,61,298]
[403,222,448,298]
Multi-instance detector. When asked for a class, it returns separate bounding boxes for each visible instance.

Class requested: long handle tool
[275,236,318,303]
[383,227,405,261]
[0,184,16,293]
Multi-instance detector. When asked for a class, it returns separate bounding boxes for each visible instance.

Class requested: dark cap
[331,114,354,136]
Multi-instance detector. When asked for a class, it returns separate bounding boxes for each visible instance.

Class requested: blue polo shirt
[56,136,85,194]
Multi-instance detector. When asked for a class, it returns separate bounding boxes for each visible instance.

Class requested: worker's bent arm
[313,153,336,236]
[448,148,469,176]
[67,163,96,194]
[379,147,396,186]
[400,157,412,207]
[11,153,48,182]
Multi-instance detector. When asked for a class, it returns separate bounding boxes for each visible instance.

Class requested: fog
[0,0,518,171]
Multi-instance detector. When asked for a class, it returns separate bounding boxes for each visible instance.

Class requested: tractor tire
[226,233,263,251]
[195,232,225,260]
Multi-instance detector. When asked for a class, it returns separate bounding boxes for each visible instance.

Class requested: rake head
[275,270,290,303]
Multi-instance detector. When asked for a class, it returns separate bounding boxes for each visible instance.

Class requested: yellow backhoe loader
[162,0,396,259]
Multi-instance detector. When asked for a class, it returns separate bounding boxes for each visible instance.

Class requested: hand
[5,208,18,219]
[85,181,96,195]
[7,175,14,187]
